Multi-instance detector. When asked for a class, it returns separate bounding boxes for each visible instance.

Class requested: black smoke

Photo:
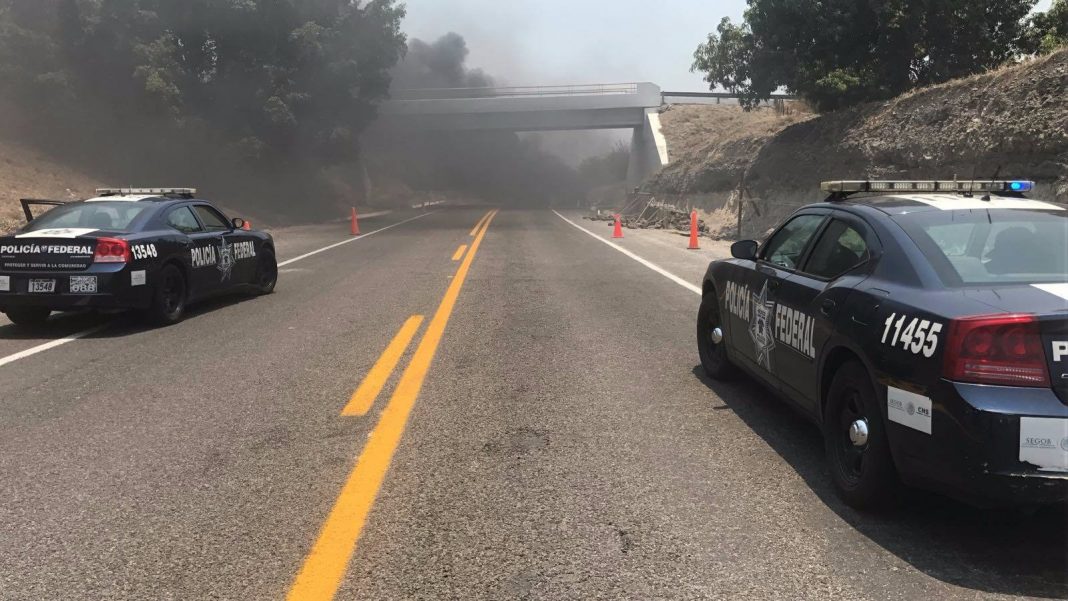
[368,33,618,208]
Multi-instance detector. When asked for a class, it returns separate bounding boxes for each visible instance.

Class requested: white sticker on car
[1019,417,1068,472]
[131,270,146,287]
[131,244,158,260]
[887,386,932,435]
[69,276,97,294]
[0,275,8,291]
[1032,283,1068,302]
[881,313,943,358]
[1053,341,1068,362]
[14,228,98,239]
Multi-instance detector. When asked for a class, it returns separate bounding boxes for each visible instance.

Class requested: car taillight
[943,314,1050,387]
[93,237,130,264]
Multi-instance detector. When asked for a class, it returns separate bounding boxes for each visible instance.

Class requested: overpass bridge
[377,83,669,188]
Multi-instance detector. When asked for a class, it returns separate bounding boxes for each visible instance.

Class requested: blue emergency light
[1008,181,1031,192]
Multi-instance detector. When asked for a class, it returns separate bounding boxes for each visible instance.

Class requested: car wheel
[254,250,277,295]
[5,307,51,326]
[824,361,899,509]
[147,264,187,326]
[697,289,738,380]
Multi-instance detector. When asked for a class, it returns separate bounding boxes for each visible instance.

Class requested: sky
[400,0,749,91]
[400,0,1055,92]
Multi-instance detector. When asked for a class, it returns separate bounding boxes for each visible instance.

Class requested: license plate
[29,279,56,293]
[69,276,98,294]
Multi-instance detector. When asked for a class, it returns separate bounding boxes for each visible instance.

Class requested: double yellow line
[287,209,498,601]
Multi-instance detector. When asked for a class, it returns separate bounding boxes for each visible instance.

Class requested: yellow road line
[341,315,425,417]
[451,244,468,261]
[469,210,492,236]
[287,209,499,601]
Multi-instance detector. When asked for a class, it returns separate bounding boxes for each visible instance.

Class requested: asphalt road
[0,208,1065,600]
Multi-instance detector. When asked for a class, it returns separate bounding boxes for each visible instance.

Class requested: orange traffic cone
[350,207,360,236]
[242,220,251,231]
[688,210,700,250]
[612,214,623,239]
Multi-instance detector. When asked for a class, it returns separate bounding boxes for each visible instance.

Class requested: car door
[190,204,239,291]
[774,213,877,412]
[164,205,217,298]
[732,212,827,388]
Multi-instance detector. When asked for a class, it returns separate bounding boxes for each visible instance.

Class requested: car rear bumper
[0,267,152,311]
[890,380,1068,507]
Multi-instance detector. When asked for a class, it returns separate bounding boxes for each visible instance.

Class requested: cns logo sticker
[216,240,235,281]
[748,282,777,370]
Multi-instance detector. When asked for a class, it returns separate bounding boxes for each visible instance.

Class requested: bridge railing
[390,83,643,101]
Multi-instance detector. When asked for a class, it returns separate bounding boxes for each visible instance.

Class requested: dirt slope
[653,48,1068,238]
[0,139,106,233]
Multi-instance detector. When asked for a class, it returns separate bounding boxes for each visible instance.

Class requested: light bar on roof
[95,187,197,196]
[820,180,1034,194]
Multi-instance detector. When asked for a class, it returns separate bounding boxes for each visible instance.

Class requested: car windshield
[22,202,151,233]
[895,207,1068,286]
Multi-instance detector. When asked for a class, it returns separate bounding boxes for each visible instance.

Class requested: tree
[0,0,407,165]
[692,0,1040,112]
[1023,0,1068,53]
[691,17,754,95]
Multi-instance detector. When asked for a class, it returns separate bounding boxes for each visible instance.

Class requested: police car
[697,180,1068,509]
[0,188,277,327]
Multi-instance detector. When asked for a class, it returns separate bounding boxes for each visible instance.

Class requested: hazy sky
[401,0,1055,91]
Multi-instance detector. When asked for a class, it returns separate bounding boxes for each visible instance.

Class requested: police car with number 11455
[698,180,1068,509]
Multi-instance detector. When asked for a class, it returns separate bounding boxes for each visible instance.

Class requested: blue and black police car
[0,188,277,327]
[697,180,1068,509]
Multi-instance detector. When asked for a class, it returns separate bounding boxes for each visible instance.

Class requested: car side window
[167,206,203,234]
[760,214,825,270]
[803,219,870,279]
[193,205,230,232]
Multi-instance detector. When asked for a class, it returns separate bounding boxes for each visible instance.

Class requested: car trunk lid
[0,230,104,272]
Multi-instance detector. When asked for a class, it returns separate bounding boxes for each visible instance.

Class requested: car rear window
[895,208,1068,286]
[23,202,151,232]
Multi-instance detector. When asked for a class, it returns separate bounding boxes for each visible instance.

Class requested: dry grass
[0,139,105,233]
[659,103,814,167]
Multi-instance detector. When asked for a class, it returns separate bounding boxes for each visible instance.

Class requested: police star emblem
[748,281,776,370]
[216,239,235,281]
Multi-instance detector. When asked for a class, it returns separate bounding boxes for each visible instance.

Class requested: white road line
[552,210,702,296]
[0,324,108,368]
[0,211,438,369]
[278,211,437,267]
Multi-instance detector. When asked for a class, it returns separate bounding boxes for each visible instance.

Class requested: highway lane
[0,210,430,362]
[0,208,1065,600]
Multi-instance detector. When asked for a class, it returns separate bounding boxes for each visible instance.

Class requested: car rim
[702,300,724,359]
[260,258,277,288]
[162,272,183,315]
[837,390,868,482]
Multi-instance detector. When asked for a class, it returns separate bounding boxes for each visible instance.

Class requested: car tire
[5,307,51,327]
[147,264,187,326]
[823,361,899,509]
[254,250,277,295]
[697,289,738,380]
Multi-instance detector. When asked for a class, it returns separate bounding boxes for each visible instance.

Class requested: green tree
[1023,0,1068,53]
[0,0,407,165]
[692,0,1039,112]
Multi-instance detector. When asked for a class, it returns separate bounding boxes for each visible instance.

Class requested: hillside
[0,139,105,233]
[652,48,1068,239]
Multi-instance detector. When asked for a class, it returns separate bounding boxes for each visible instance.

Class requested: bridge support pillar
[626,109,669,190]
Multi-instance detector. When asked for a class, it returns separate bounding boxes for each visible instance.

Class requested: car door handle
[768,279,781,291]
[820,299,837,316]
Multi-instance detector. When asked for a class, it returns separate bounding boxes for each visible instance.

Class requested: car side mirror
[231,217,246,230]
[731,240,759,260]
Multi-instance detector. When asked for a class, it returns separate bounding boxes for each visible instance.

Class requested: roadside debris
[585,197,710,236]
